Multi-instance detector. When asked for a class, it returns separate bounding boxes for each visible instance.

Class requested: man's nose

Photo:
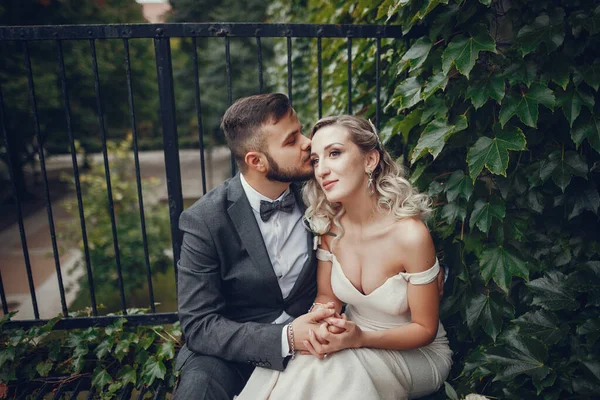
[301,135,311,150]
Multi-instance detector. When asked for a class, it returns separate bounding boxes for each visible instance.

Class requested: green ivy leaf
[479,0,491,5]
[446,170,474,202]
[541,58,571,90]
[525,189,545,215]
[441,201,467,225]
[581,62,600,91]
[412,0,449,22]
[71,356,85,374]
[571,110,600,153]
[114,339,131,362]
[480,245,529,293]
[0,347,15,368]
[540,150,588,192]
[95,339,113,360]
[442,29,497,78]
[420,96,447,125]
[516,9,565,55]
[465,73,505,109]
[117,365,137,386]
[569,6,600,36]
[569,261,600,294]
[410,116,468,164]
[422,71,449,100]
[503,61,537,87]
[486,336,549,382]
[92,367,113,391]
[142,355,166,386]
[48,340,61,362]
[470,197,506,235]
[36,360,53,377]
[577,319,600,346]
[555,84,595,127]
[390,77,422,111]
[381,109,422,145]
[513,310,565,345]
[574,62,600,92]
[527,271,578,311]
[397,37,432,74]
[467,124,527,181]
[466,292,514,341]
[138,334,155,351]
[157,341,175,360]
[569,182,600,219]
[499,83,555,128]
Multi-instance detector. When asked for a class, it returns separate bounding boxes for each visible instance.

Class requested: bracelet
[308,302,324,312]
[287,324,296,360]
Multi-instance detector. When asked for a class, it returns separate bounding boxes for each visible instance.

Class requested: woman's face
[310,124,368,203]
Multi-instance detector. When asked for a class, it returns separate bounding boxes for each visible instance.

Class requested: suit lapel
[227,174,283,301]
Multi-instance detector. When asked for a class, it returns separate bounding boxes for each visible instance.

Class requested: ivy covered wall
[269,0,600,398]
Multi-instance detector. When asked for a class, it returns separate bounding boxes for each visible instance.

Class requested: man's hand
[291,307,335,352]
[303,315,363,359]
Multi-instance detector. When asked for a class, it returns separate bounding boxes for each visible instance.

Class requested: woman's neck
[340,190,380,227]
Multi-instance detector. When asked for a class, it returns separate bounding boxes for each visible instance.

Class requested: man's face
[261,110,313,182]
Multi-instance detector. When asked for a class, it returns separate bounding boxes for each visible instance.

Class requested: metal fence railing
[0,23,407,331]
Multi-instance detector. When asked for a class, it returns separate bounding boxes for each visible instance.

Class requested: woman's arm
[312,236,344,315]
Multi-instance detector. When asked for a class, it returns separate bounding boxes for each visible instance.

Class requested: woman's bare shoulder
[391,217,436,273]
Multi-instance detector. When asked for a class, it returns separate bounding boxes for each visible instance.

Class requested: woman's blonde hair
[302,115,432,245]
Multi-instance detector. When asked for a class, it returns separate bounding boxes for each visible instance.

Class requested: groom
[173,93,335,399]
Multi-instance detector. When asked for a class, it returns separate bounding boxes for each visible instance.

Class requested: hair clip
[368,118,383,147]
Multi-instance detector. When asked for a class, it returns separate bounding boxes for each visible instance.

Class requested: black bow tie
[259,192,295,222]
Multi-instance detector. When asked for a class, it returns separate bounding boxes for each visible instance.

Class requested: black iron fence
[0,23,407,331]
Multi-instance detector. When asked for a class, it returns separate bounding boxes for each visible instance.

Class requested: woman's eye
[330,150,340,157]
[288,139,296,145]
[310,159,319,166]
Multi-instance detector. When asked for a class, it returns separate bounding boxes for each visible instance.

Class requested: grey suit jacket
[177,174,317,371]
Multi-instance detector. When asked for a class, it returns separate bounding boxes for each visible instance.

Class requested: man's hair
[220,93,292,171]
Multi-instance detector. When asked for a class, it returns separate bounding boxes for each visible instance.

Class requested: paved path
[0,147,232,320]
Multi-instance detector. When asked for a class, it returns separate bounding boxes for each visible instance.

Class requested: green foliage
[168,0,274,145]
[61,138,171,312]
[0,310,181,399]
[269,0,600,398]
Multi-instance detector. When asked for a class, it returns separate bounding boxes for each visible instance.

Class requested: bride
[237,115,452,400]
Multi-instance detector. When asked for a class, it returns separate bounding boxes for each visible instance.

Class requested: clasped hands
[291,302,361,360]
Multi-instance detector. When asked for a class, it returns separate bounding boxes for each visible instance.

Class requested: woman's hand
[303,314,363,359]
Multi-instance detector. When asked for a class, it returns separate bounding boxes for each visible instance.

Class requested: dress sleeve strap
[316,248,333,262]
[400,258,440,285]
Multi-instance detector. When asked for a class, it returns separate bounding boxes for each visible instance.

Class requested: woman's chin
[324,192,344,203]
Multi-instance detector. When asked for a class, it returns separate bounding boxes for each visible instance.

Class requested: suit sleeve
[177,208,288,371]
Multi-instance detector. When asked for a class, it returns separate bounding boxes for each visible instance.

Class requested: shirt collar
[240,173,291,213]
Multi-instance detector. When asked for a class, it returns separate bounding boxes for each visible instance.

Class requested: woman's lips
[322,180,337,190]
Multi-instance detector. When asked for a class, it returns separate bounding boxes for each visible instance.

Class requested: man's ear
[245,151,267,173]
[365,149,380,172]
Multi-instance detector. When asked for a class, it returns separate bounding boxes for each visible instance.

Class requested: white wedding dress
[236,248,452,400]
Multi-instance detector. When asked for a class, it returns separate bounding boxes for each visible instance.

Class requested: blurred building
[136,0,171,23]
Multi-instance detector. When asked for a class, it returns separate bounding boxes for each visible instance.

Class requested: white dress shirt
[239,174,309,357]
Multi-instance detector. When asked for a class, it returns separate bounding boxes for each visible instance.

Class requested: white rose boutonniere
[303,213,336,249]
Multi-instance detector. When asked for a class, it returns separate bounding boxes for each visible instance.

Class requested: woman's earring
[367,170,374,194]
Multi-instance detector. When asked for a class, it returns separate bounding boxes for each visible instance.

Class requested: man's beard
[264,151,313,183]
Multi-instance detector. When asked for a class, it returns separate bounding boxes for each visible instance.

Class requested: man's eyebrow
[310,142,344,156]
